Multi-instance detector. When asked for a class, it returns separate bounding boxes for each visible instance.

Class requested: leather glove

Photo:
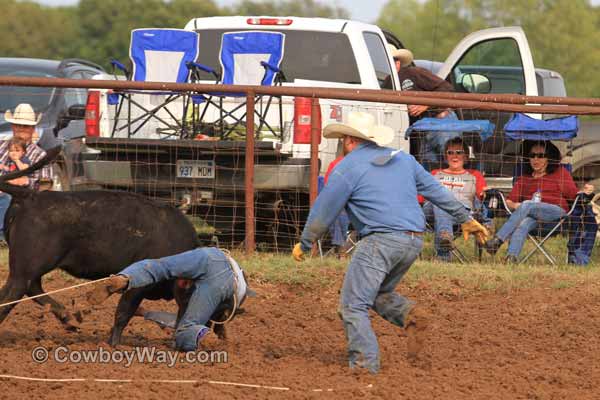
[292,243,305,262]
[461,219,490,244]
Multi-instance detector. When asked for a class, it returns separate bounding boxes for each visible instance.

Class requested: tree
[377,0,600,98]
[0,1,77,59]
[74,0,222,69]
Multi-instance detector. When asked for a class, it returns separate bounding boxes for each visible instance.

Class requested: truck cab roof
[184,16,373,33]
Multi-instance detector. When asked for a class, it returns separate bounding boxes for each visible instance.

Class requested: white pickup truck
[65,16,550,246]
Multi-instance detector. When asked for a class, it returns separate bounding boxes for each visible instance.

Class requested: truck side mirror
[67,104,86,119]
[460,73,491,94]
[53,105,85,137]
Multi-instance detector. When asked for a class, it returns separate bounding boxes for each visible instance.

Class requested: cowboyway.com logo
[31,345,228,367]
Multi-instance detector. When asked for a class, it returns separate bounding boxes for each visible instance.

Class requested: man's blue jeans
[120,248,235,351]
[496,200,565,257]
[339,231,423,373]
[0,194,12,238]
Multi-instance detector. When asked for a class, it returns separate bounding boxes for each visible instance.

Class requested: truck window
[193,29,361,84]
[0,68,56,113]
[362,32,393,89]
[63,71,89,108]
[450,38,526,94]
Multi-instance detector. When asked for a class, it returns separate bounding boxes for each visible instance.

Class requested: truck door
[437,27,538,179]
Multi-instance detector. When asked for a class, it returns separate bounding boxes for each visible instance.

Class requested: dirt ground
[0,271,599,400]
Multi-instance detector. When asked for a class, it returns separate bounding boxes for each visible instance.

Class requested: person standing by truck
[324,154,351,257]
[384,46,459,170]
[292,111,490,374]
[385,46,455,123]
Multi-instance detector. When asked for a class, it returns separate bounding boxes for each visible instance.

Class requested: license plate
[176,160,215,179]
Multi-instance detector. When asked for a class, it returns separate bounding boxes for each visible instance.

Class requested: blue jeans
[120,248,235,351]
[0,193,12,239]
[423,199,491,260]
[339,231,423,373]
[328,210,350,247]
[423,201,456,260]
[567,205,597,265]
[496,201,565,257]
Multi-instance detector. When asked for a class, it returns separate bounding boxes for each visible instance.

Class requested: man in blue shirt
[292,111,489,374]
[87,247,249,352]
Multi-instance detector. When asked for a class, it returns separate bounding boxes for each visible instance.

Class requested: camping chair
[190,30,286,139]
[406,117,494,263]
[485,189,590,265]
[110,28,200,138]
[423,198,492,264]
[405,117,495,172]
[495,113,582,265]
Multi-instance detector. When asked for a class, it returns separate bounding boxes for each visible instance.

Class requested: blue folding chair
[190,31,286,139]
[110,28,200,138]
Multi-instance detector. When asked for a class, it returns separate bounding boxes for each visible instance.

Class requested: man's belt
[402,231,424,237]
[359,231,424,240]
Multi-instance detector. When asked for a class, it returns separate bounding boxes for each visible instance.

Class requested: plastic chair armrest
[110,59,129,77]
[187,62,220,80]
[260,61,280,73]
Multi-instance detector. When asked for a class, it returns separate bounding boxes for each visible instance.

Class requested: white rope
[0,373,373,392]
[0,374,290,390]
[0,277,111,309]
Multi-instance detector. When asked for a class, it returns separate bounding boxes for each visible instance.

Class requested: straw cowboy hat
[4,103,41,126]
[387,44,414,65]
[323,111,394,147]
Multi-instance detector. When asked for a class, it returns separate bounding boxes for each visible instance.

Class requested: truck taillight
[293,97,321,145]
[246,18,293,25]
[85,90,100,137]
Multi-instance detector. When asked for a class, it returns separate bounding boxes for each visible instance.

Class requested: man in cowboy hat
[0,103,52,238]
[292,111,489,374]
[385,46,460,170]
[384,46,454,123]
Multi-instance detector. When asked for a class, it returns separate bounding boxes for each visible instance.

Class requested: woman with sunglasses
[484,141,579,263]
[423,137,488,260]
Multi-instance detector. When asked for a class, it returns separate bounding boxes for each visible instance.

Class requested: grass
[1,233,599,294]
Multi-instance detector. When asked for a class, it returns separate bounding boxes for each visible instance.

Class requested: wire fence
[0,77,599,263]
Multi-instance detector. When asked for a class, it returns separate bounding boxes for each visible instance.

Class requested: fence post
[309,97,320,206]
[245,91,256,254]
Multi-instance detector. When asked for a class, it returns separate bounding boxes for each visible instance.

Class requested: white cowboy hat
[4,103,41,126]
[323,111,394,147]
[388,45,414,65]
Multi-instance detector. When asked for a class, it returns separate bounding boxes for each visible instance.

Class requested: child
[0,137,31,186]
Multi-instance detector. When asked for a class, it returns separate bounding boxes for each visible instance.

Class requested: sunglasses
[446,150,465,156]
[529,152,547,159]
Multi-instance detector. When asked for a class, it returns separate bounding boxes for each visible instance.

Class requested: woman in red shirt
[484,141,580,262]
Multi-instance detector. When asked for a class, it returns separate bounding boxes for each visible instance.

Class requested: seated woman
[484,140,580,263]
[423,137,488,260]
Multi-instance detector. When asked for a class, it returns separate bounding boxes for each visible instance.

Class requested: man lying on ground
[87,247,251,351]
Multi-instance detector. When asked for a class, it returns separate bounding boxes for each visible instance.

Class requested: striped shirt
[0,140,52,190]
